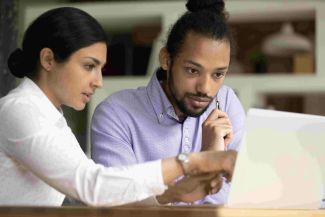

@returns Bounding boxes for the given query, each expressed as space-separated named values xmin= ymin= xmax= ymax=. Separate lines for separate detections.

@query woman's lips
xmin=187 ymin=96 xmax=210 ymax=108
xmin=82 ymin=93 xmax=91 ymax=103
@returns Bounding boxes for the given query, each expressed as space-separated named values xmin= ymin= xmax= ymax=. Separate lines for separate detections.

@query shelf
xmin=225 ymin=74 xmax=325 ymax=91
xmin=258 ymin=92 xmax=325 ymax=117
xmin=228 ymin=18 xmax=315 ymax=75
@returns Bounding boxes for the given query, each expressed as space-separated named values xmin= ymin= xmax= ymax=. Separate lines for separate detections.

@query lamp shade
xmin=262 ymin=22 xmax=313 ymax=56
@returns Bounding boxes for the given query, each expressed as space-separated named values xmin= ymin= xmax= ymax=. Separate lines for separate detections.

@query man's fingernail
xmin=212 ymin=188 xmax=219 ymax=194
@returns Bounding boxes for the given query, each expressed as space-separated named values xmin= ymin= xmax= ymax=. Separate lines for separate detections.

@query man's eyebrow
xmin=185 ymin=60 xmax=228 ymax=70
xmin=185 ymin=60 xmax=203 ymax=68
xmin=83 ymin=57 xmax=101 ymax=65
xmin=216 ymin=66 xmax=228 ymax=70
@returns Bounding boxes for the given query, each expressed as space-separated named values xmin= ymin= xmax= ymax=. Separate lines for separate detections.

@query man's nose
xmin=196 ymin=75 xmax=211 ymax=95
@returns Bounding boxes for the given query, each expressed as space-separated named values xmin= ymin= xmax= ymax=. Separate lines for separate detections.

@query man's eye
xmin=215 ymin=73 xmax=224 ymax=78
xmin=187 ymin=68 xmax=197 ymax=74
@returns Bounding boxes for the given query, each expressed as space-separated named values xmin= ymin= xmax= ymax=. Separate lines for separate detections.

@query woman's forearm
xmin=161 ymin=157 xmax=183 ymax=185
xmin=161 ymin=151 xmax=237 ymax=185
xmin=161 ymin=152 xmax=200 ymax=185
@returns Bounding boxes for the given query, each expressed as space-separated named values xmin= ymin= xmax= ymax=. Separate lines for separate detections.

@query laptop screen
xmin=227 ymin=108 xmax=325 ymax=209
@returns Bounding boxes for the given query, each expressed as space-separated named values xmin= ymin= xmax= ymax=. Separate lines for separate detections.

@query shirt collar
xmin=146 ymin=69 xmax=174 ymax=124
xmin=18 ymin=77 xmax=64 ymax=123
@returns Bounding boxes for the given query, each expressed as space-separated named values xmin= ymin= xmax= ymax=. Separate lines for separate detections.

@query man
xmin=91 ymin=0 xmax=245 ymax=205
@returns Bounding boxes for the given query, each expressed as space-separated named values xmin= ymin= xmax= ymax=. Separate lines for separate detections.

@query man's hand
xmin=201 ymin=109 xmax=233 ymax=151
xmin=205 ymin=173 xmax=223 ymax=195
xmin=156 ymin=172 xmax=222 ymax=204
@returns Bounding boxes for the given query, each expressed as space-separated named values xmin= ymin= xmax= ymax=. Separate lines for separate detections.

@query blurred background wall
xmin=1 ymin=0 xmax=325 ymax=157
xmin=0 ymin=0 xmax=18 ymax=99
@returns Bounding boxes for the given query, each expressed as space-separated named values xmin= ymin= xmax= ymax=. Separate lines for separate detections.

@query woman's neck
xmin=31 ymin=73 xmax=61 ymax=111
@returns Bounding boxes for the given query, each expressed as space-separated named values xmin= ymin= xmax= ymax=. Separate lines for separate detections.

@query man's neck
xmin=160 ymin=81 xmax=186 ymax=119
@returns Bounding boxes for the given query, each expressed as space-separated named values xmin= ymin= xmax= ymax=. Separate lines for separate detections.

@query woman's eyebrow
xmin=83 ymin=57 xmax=101 ymax=65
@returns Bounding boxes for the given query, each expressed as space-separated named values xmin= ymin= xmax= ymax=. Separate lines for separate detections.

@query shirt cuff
xmin=139 ymin=159 xmax=167 ymax=199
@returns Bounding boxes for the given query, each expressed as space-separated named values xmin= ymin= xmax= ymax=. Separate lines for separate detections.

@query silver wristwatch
xmin=177 ymin=153 xmax=191 ymax=175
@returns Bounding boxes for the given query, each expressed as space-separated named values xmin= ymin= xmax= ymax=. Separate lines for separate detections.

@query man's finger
xmin=206 ymin=174 xmax=223 ymax=195
xmin=190 ymin=172 xmax=217 ymax=183
xmin=222 ymin=152 xmax=237 ymax=183
xmin=211 ymin=181 xmax=223 ymax=194
xmin=205 ymin=108 xmax=219 ymax=122
xmin=210 ymin=174 xmax=222 ymax=187
xmin=215 ymin=110 xmax=229 ymax=119
xmin=224 ymin=136 xmax=233 ymax=147
xmin=205 ymin=109 xmax=230 ymax=122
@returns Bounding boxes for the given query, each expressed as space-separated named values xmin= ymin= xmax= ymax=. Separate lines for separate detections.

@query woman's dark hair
xmin=157 ymin=0 xmax=236 ymax=79
xmin=7 ymin=7 xmax=109 ymax=78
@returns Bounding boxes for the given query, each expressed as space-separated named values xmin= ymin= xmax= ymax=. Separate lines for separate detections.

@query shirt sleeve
xmin=225 ymin=89 xmax=246 ymax=152
xmin=91 ymin=102 xmax=138 ymax=167
xmin=0 ymin=101 xmax=166 ymax=207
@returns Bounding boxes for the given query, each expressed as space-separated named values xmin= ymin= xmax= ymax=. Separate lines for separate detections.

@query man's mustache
xmin=185 ymin=92 xmax=213 ymax=100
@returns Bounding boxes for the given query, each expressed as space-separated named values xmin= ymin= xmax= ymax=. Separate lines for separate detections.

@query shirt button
xmin=160 ymin=114 xmax=163 ymax=118
xmin=184 ymin=145 xmax=189 ymax=150
xmin=184 ymin=130 xmax=188 ymax=134
xmin=185 ymin=138 xmax=189 ymax=143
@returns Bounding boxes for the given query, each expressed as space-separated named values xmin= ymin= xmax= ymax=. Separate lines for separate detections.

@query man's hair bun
xmin=7 ymin=48 xmax=27 ymax=78
xmin=186 ymin=0 xmax=225 ymax=14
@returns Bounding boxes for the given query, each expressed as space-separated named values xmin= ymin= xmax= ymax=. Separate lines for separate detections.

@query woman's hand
xmin=161 ymin=150 xmax=237 ymax=185
xmin=156 ymin=173 xmax=216 ymax=204
xmin=189 ymin=150 xmax=237 ymax=183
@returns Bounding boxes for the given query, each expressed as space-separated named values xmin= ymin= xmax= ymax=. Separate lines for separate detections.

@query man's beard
xmin=168 ymin=68 xmax=214 ymax=118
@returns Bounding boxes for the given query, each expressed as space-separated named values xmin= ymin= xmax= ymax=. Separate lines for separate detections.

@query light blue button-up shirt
xmin=91 ymin=70 xmax=246 ymax=205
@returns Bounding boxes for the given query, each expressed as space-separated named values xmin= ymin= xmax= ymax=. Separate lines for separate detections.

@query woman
xmin=0 ymin=7 xmax=236 ymax=206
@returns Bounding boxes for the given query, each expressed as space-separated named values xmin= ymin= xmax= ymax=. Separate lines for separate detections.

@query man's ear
xmin=39 ymin=48 xmax=54 ymax=72
xmin=159 ymin=47 xmax=171 ymax=71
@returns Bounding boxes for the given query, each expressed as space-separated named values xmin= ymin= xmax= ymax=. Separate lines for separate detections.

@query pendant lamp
xmin=261 ymin=22 xmax=312 ymax=56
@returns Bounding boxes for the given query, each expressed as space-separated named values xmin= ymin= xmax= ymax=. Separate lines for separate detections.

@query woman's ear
xmin=159 ymin=47 xmax=171 ymax=71
xmin=39 ymin=48 xmax=54 ymax=72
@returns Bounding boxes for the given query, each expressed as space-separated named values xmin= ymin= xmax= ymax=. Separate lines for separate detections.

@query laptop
xmin=227 ymin=108 xmax=325 ymax=209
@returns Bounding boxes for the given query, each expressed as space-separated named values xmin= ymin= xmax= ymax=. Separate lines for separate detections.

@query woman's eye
xmin=85 ymin=65 xmax=95 ymax=70
xmin=187 ymin=68 xmax=197 ymax=74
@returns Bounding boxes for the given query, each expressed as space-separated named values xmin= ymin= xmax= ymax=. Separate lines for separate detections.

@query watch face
xmin=179 ymin=154 xmax=186 ymax=161
xmin=178 ymin=153 xmax=189 ymax=162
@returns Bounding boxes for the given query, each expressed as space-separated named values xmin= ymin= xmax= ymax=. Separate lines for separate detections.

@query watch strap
xmin=177 ymin=153 xmax=191 ymax=175
xmin=180 ymin=160 xmax=191 ymax=175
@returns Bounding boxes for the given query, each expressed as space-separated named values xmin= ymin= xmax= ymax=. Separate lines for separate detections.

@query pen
xmin=216 ymin=99 xmax=227 ymax=151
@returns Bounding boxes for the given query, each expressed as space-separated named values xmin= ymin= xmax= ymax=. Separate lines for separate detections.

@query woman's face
xmin=50 ymin=42 xmax=107 ymax=110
